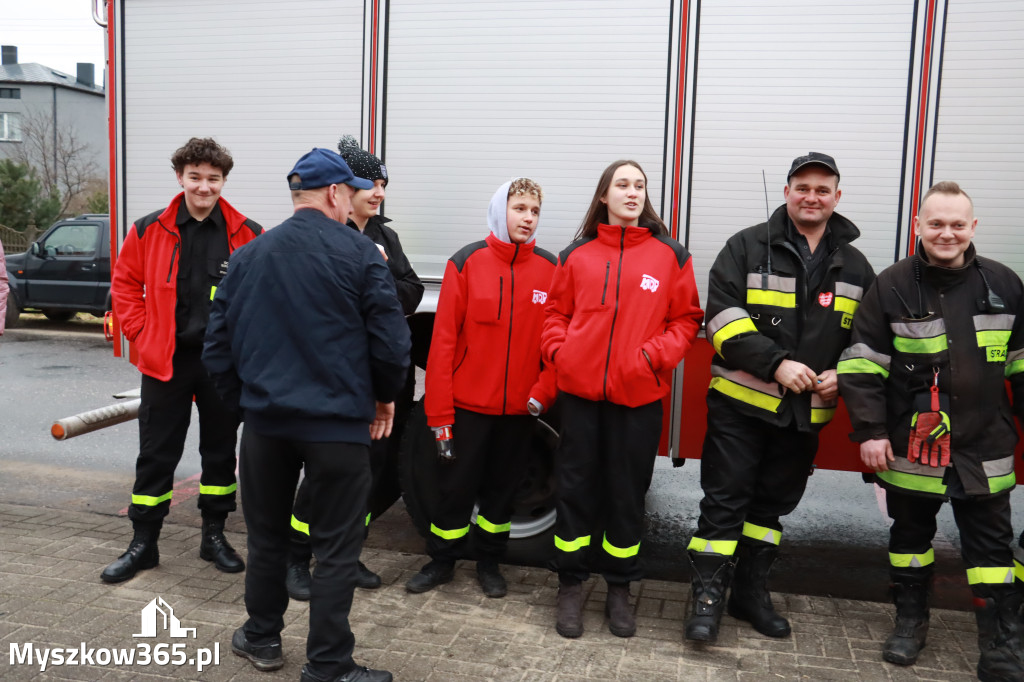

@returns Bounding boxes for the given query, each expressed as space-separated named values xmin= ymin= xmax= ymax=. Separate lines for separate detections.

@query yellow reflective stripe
xmin=893 ymin=335 xmax=948 ymax=354
xmin=687 ymin=537 xmax=737 ymax=556
xmin=747 ymin=289 xmax=796 ymax=308
xmin=199 ymin=483 xmax=237 ymax=496
xmin=712 ymin=317 xmax=758 ymax=355
xmin=1015 ymin=558 xmax=1024 ymax=583
xmin=210 ymin=286 xmax=217 ymax=301
xmin=877 ymin=469 xmax=947 ymax=495
xmin=810 ymin=407 xmax=836 ymax=424
xmin=1007 ymin=359 xmax=1024 ymax=378
xmin=837 ymin=357 xmax=890 ymax=379
xmin=889 ymin=549 xmax=935 ymax=568
xmin=132 ymin=491 xmax=172 ymax=506
xmin=709 ymin=376 xmax=782 ymax=412
xmin=365 ymin=512 xmax=371 ymax=527
xmin=475 ymin=514 xmax=511 ymax=534
xmin=555 ymin=534 xmax=591 ymax=553
xmin=967 ymin=566 xmax=1015 ymax=585
xmin=977 ymin=330 xmax=1011 ymax=348
xmin=291 ymin=515 xmax=309 ymax=536
xmin=989 ymin=472 xmax=1016 ymax=495
xmin=741 ymin=522 xmax=781 ymax=546
xmin=430 ymin=523 xmax=470 ymax=540
xmin=834 ymin=296 xmax=859 ymax=315
xmin=602 ymin=534 xmax=640 ymax=559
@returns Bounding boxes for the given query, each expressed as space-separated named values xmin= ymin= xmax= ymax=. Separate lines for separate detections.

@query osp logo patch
xmin=532 ymin=290 xmax=547 ymax=304
xmin=640 ymin=275 xmax=660 ymax=292
xmin=818 ymin=292 xmax=834 ymax=308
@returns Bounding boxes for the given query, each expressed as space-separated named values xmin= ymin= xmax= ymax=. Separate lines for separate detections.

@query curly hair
xmin=509 ymin=177 xmax=543 ymax=204
xmin=170 ymin=137 xmax=234 ymax=177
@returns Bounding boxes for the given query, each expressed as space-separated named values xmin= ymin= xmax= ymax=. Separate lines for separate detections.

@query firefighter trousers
xmin=426 ymin=408 xmax=535 ymax=563
xmin=553 ymin=392 xmax=662 ymax=584
xmin=691 ymin=394 xmax=818 ymax=553
xmin=886 ymin=487 xmax=1014 ymax=595
xmin=239 ymin=427 xmax=369 ymax=679
xmin=130 ymin=346 xmax=239 ymax=527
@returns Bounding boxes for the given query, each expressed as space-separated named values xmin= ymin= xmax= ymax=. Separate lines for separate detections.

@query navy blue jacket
xmin=203 ymin=207 xmax=411 ymax=445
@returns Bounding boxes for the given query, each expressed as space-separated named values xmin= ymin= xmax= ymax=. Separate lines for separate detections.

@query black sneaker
xmin=231 ymin=626 xmax=283 ymax=671
xmin=356 ymin=561 xmax=382 ymax=590
xmin=476 ymin=561 xmax=507 ymax=598
xmin=405 ymin=560 xmax=455 ymax=594
xmin=300 ymin=664 xmax=393 ymax=682
xmin=286 ymin=561 xmax=312 ymax=601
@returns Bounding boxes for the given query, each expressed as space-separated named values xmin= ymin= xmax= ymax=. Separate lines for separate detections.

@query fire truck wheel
xmin=399 ymin=399 xmax=559 ymax=566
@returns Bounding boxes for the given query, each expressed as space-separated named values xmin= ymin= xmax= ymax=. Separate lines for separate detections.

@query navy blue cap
xmin=788 ymin=152 xmax=840 ymax=182
xmin=287 ymin=148 xmax=374 ymax=190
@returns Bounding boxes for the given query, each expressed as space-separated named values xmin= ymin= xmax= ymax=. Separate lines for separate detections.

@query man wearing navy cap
xmin=683 ymin=153 xmax=875 ymax=643
xmin=203 ymin=148 xmax=410 ymax=682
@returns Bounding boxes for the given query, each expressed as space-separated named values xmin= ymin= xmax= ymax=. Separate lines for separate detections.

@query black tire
xmin=399 ymin=399 xmax=559 ymax=566
xmin=43 ymin=310 xmax=76 ymax=322
xmin=5 ymin=294 xmax=22 ymax=329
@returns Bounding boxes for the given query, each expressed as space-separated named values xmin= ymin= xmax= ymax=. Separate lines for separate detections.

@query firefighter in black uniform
xmin=838 ymin=181 xmax=1024 ymax=679
xmin=685 ymin=153 xmax=875 ymax=642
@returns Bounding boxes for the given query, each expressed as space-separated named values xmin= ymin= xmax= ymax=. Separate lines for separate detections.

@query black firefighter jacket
xmin=837 ymin=245 xmax=1024 ymax=498
xmin=704 ymin=205 xmax=875 ymax=432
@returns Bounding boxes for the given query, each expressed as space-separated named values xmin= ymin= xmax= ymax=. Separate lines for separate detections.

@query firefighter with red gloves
xmin=838 ymin=181 xmax=1024 ymax=679
xmin=406 ymin=178 xmax=556 ymax=598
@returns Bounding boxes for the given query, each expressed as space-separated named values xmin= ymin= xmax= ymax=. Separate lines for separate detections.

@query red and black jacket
xmin=112 ymin=193 xmax=262 ymax=381
xmin=425 ymin=233 xmax=556 ymax=428
xmin=541 ymin=223 xmax=703 ymax=407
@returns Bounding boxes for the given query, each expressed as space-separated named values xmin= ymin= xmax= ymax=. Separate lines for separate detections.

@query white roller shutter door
xmin=383 ymin=0 xmax=672 ymax=279
xmin=932 ymin=0 xmax=1024 ymax=277
xmin=121 ymin=0 xmax=364 ymax=228
xmin=686 ymin=0 xmax=916 ymax=303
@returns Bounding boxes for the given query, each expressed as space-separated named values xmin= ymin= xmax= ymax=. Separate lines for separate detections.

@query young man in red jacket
xmin=102 ymin=137 xmax=262 ymax=584
xmin=408 ymin=178 xmax=556 ymax=598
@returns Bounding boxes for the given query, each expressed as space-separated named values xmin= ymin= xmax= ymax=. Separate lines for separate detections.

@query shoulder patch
xmin=243 ymin=219 xmax=264 ymax=237
xmin=133 ymin=208 xmax=165 ymax=239
xmin=652 ymin=234 xmax=691 ymax=269
xmin=450 ymin=240 xmax=489 ymax=272
xmin=534 ymin=246 xmax=556 ymax=266
xmin=558 ymin=237 xmax=596 ymax=266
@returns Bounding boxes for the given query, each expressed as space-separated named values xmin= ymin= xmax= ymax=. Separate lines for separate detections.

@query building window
xmin=0 ymin=112 xmax=21 ymax=141
xmin=0 ymin=88 xmax=20 ymax=99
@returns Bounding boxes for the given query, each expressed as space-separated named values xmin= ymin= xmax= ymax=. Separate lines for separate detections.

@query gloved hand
xmin=527 ymin=398 xmax=543 ymax=416
xmin=907 ymin=377 xmax=951 ymax=468
xmin=433 ymin=425 xmax=455 ymax=463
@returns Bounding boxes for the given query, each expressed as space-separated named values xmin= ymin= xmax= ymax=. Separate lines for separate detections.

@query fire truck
xmin=94 ymin=0 xmax=1024 ymax=558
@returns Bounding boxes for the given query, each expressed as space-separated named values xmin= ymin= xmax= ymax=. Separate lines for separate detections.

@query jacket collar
xmin=766 ymin=204 xmax=860 ymax=249
xmin=157 ymin=192 xmax=249 ymax=236
xmin=596 ymin=223 xmax=654 ymax=248
xmin=485 ymin=231 xmax=533 ymax=263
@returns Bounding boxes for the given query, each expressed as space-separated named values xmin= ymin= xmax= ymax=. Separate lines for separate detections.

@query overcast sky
xmin=2 ymin=0 xmax=107 ymax=79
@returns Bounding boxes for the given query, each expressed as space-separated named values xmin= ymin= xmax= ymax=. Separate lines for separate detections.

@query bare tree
xmin=10 ymin=107 xmax=102 ymax=217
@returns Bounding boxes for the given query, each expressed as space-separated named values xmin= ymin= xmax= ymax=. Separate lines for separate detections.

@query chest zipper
xmin=603 ymin=231 xmax=625 ymax=399
xmin=167 ymin=241 xmax=180 ymax=283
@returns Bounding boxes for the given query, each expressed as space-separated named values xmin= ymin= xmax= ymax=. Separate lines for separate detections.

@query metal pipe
xmin=92 ymin=0 xmax=108 ymax=27
xmin=51 ymin=398 xmax=140 ymax=440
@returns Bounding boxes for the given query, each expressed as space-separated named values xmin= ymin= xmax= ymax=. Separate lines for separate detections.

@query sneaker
xmin=356 ymin=561 xmax=382 ymax=590
xmin=405 ymin=560 xmax=455 ymax=594
xmin=476 ymin=561 xmax=507 ymax=598
xmin=231 ymin=626 xmax=283 ymax=671
xmin=300 ymin=663 xmax=393 ymax=682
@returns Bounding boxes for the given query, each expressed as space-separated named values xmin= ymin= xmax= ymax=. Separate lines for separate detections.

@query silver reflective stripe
xmin=1008 ymin=348 xmax=1024 ymax=364
xmin=982 ymin=455 xmax=1016 ymax=478
xmin=890 ymin=319 xmax=946 ymax=339
xmin=973 ymin=314 xmax=1016 ymax=331
xmin=745 ymin=272 xmax=797 ymax=293
xmin=707 ymin=307 xmax=752 ymax=340
xmin=888 ymin=456 xmax=946 ymax=478
xmin=711 ymin=365 xmax=780 ymax=395
xmin=810 ymin=392 xmax=837 ymax=409
xmin=835 ymin=282 xmax=864 ymax=301
xmin=840 ymin=343 xmax=892 ymax=371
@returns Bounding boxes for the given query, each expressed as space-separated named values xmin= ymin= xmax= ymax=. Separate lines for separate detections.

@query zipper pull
xmin=930 ymin=367 xmax=940 ymax=412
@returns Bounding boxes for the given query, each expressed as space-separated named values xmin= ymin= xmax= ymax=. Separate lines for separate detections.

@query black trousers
xmin=239 ymin=427 xmax=370 ymax=679
xmin=426 ymin=408 xmax=535 ymax=563
xmin=887 ymin=487 xmax=1014 ymax=596
xmin=130 ymin=346 xmax=239 ymax=526
xmin=290 ymin=368 xmax=414 ymax=546
xmin=693 ymin=393 xmax=818 ymax=548
xmin=554 ymin=393 xmax=662 ymax=584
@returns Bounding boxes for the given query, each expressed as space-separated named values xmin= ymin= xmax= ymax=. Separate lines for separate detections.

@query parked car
xmin=4 ymin=214 xmax=111 ymax=328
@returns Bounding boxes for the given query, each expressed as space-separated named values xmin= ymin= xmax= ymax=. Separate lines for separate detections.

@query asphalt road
xmin=1 ymin=313 xmax=1019 ymax=609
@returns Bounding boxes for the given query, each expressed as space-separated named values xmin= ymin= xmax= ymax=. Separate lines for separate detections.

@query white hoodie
xmin=486 ymin=179 xmax=538 ymax=244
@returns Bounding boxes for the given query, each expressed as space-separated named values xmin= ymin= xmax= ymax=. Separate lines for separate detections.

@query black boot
xmin=555 ymin=579 xmax=584 ymax=639
xmin=685 ymin=551 xmax=735 ymax=642
xmin=976 ymin=587 xmax=1024 ymax=682
xmin=882 ymin=568 xmax=931 ymax=666
xmin=605 ymin=582 xmax=636 ymax=638
xmin=100 ymin=524 xmax=160 ymax=583
xmin=199 ymin=517 xmax=245 ymax=573
xmin=286 ymin=538 xmax=312 ymax=601
xmin=727 ymin=543 xmax=790 ymax=638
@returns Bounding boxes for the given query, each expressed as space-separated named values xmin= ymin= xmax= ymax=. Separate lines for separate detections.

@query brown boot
xmin=606 ymin=583 xmax=636 ymax=637
xmin=556 ymin=581 xmax=584 ymax=638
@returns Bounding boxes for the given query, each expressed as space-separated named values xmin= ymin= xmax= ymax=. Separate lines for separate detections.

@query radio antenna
xmin=762 ymin=169 xmax=772 ymax=283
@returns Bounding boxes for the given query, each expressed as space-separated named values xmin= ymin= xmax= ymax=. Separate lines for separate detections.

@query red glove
xmin=907 ymin=379 xmax=951 ymax=468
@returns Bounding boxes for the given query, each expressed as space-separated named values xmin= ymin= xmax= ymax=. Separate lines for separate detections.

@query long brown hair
xmin=575 ymin=160 xmax=667 ymax=240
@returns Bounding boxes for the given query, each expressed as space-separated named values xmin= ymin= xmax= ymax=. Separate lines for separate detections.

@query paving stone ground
xmin=0 ymin=502 xmax=980 ymax=681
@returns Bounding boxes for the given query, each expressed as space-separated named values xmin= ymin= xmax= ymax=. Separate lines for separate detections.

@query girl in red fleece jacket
xmin=542 ymin=160 xmax=703 ymax=639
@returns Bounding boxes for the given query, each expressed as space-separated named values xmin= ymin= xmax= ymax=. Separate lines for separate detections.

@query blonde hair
xmin=509 ymin=177 xmax=543 ymax=204
xmin=921 ymin=180 xmax=973 ymax=212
